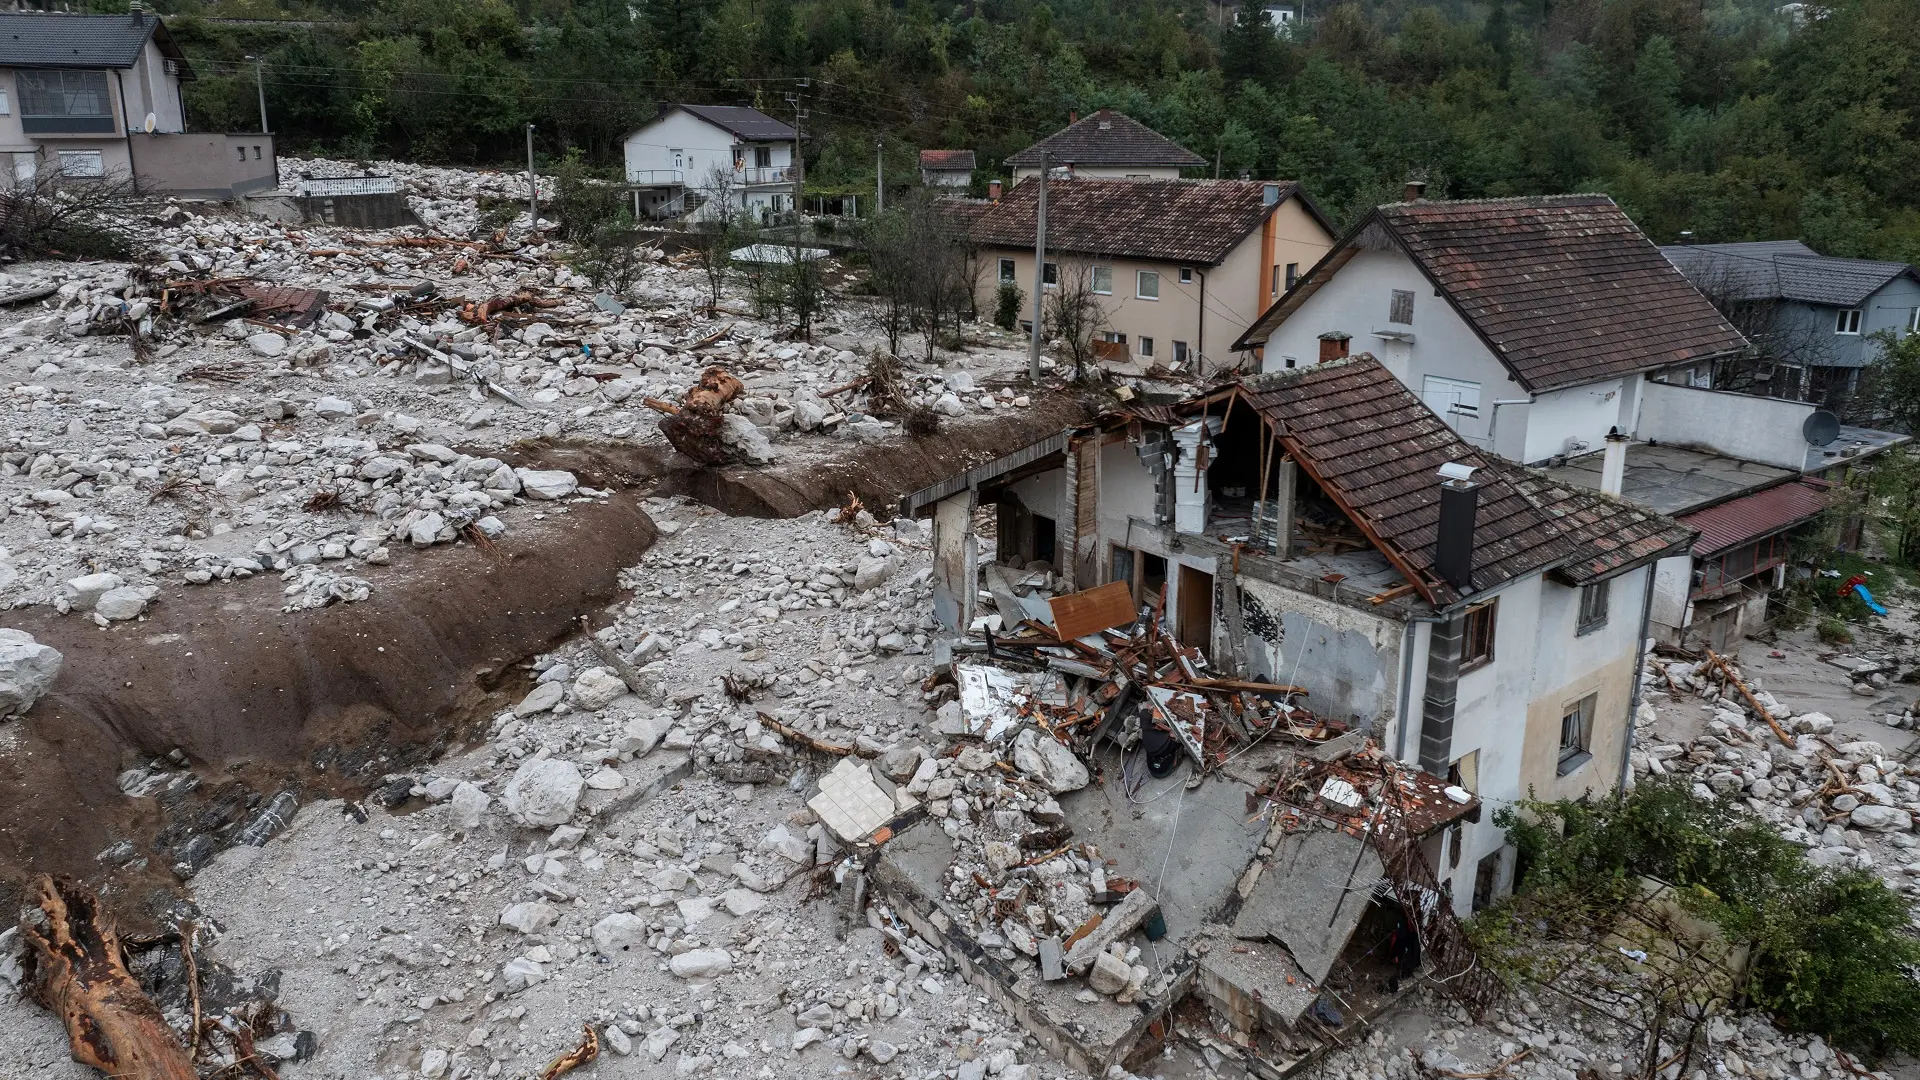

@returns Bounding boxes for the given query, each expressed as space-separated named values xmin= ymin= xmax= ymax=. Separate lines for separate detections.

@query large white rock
xmin=514 ymin=681 xmax=565 ymax=717
xmin=93 ymin=586 xmax=153 ymax=622
xmin=515 ymin=469 xmax=578 ymax=500
xmin=571 ymin=667 xmax=627 ymax=711
xmin=499 ymin=901 xmax=559 ymax=934
xmin=247 ymin=332 xmax=288 ymax=358
xmin=592 ymin=912 xmax=649 ymax=955
xmin=448 ymin=781 xmax=489 ymax=831
xmin=618 ymin=711 xmax=675 ymax=755
xmin=502 ymin=758 xmax=584 ymax=827
xmin=1013 ymin=728 xmax=1090 ymax=793
xmin=854 ymin=557 xmax=894 ymax=592
xmin=0 ymin=629 xmax=61 ymax=717
xmin=1850 ymin=804 xmax=1912 ymax=831
xmin=719 ymin=414 xmax=774 ymax=464
xmin=63 ymin=572 xmax=124 ymax=611
xmin=668 ymin=948 xmax=733 ymax=978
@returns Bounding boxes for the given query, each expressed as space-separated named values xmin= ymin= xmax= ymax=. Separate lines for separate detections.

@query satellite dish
xmin=143 ymin=112 xmax=156 ymax=133
xmin=1803 ymin=409 xmax=1841 ymax=447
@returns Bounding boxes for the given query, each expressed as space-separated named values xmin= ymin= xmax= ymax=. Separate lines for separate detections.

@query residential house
xmin=905 ymin=355 xmax=1694 ymax=915
xmin=0 ymin=8 xmax=275 ymax=199
xmin=965 ymin=177 xmax=1336 ymax=373
xmin=1004 ymin=109 xmax=1207 ymax=181
xmin=919 ymin=149 xmax=974 ymax=189
xmin=621 ymin=104 xmax=799 ymax=222
xmin=1231 ymin=192 xmax=1908 ymax=648
xmin=1660 ymin=240 xmax=1920 ymax=419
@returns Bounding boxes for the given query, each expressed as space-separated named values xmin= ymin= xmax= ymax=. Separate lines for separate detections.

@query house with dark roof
xmin=903 ymin=353 xmax=1694 ymax=916
xmin=919 ymin=149 xmax=974 ymax=189
xmin=621 ymin=104 xmax=802 ymax=222
xmin=0 ymin=8 xmax=275 ymax=198
xmin=1004 ymin=109 xmax=1207 ymax=181
xmin=1233 ymin=192 xmax=1909 ymax=649
xmin=1660 ymin=240 xmax=1920 ymax=418
xmin=964 ymin=177 xmax=1335 ymax=372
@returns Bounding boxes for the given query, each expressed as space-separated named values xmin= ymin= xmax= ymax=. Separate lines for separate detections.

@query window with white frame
xmin=1090 ymin=265 xmax=1113 ymax=295
xmin=1179 ymin=267 xmax=1194 ymax=284
xmin=0 ymin=88 xmax=11 ymax=116
xmin=998 ymin=257 xmax=1016 ymax=283
xmin=1836 ymin=308 xmax=1862 ymax=334
xmin=1172 ymin=340 xmax=1189 ymax=364
xmin=1139 ymin=336 xmax=1154 ymax=357
xmin=1042 ymin=262 xmax=1058 ymax=287
xmin=57 ymin=149 xmax=103 ymax=178
xmin=1558 ymin=692 xmax=1596 ymax=774
xmin=1136 ymin=270 xmax=1160 ymax=300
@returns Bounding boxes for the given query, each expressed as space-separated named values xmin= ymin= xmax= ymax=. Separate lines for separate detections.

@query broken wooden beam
xmin=1705 ymin=649 xmax=1795 ymax=747
xmin=18 ymin=874 xmax=198 ymax=1080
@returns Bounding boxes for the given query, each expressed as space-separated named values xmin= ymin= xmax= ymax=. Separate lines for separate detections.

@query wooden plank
xmin=1048 ymin=580 xmax=1136 ymax=642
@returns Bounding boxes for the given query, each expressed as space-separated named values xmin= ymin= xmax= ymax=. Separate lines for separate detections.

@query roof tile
xmin=1004 ymin=109 xmax=1207 ymax=169
xmin=965 ymin=177 xmax=1300 ymax=267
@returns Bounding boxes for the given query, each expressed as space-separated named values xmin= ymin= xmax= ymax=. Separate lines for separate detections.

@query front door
xmin=1176 ymin=565 xmax=1214 ymax=651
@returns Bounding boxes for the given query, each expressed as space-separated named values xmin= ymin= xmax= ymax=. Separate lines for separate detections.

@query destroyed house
xmin=904 ymin=356 xmax=1695 ymax=921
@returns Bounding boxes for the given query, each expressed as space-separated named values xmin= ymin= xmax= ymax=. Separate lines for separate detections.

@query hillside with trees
xmin=151 ymin=0 xmax=1918 ymax=253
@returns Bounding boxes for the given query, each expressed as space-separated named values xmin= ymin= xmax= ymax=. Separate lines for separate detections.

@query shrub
xmin=550 ymin=149 xmax=626 ymax=242
xmin=1497 ymin=779 xmax=1920 ymax=1060
xmin=1817 ymin=616 xmax=1853 ymax=644
xmin=0 ymin=174 xmax=133 ymax=260
xmin=994 ymin=281 xmax=1023 ymax=330
xmin=573 ymin=226 xmax=649 ymax=294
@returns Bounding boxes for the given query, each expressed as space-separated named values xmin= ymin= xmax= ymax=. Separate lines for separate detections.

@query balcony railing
xmin=626 ymin=169 xmax=684 ymax=186
xmin=739 ymin=166 xmax=792 ymax=185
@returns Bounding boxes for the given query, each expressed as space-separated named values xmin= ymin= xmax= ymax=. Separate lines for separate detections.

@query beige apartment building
xmin=966 ymin=176 xmax=1336 ymax=372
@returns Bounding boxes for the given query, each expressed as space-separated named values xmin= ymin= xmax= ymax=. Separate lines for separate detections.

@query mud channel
xmin=0 ymin=394 xmax=1091 ymax=933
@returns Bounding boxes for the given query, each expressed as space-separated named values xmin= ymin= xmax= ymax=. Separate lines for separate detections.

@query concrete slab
xmin=1545 ymin=442 xmax=1792 ymax=515
xmin=1231 ymin=827 xmax=1385 ymax=985
xmin=1196 ymin=937 xmax=1317 ymax=1034
xmin=1062 ymin=747 xmax=1268 ymax=948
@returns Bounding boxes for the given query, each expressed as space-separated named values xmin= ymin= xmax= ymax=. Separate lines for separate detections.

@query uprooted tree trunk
xmin=18 ymin=874 xmax=198 ymax=1080
xmin=647 ymin=366 xmax=745 ymax=465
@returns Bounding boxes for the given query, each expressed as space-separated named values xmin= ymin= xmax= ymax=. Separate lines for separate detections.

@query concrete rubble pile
xmin=1631 ymin=649 xmax=1920 ymax=897
xmin=0 ymin=154 xmax=1048 ymax=627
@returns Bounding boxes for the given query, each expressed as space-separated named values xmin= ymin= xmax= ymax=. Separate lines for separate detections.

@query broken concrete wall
xmin=931 ymin=491 xmax=977 ymax=634
xmin=1649 ymin=554 xmax=1693 ymax=643
xmin=1236 ymin=576 xmax=1402 ymax=732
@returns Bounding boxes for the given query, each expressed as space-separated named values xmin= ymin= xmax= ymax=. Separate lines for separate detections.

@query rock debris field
xmin=0 ymin=155 xmax=1916 ymax=1080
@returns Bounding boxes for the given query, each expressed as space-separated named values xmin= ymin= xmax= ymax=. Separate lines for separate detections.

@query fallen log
xmin=657 ymin=366 xmax=745 ymax=466
xmin=18 ymin=874 xmax=198 ymax=1080
xmin=1705 ymin=649 xmax=1795 ymax=747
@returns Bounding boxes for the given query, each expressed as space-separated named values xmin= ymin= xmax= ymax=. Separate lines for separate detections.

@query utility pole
xmin=784 ymin=81 xmax=808 ymax=218
xmin=1028 ymin=152 xmax=1048 ymax=383
xmin=875 ymin=139 xmax=884 ymax=214
xmin=245 ymin=55 xmax=268 ymax=133
xmin=525 ymin=124 xmax=537 ymax=229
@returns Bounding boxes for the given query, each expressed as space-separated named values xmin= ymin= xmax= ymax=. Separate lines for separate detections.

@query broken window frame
xmin=1389 ymin=288 xmax=1415 ymax=324
xmin=1558 ymin=691 xmax=1596 ymax=775
xmin=1576 ymin=579 xmax=1609 ymax=635
xmin=1461 ymin=598 xmax=1496 ymax=671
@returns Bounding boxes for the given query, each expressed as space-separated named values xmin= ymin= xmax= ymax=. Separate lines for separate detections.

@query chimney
xmin=1600 ymin=428 xmax=1629 ymax=496
xmin=1069 ymin=110 xmax=1078 ymax=124
xmin=988 ymin=179 xmax=1002 ymax=201
xmin=1403 ymin=179 xmax=1427 ymax=202
xmin=1434 ymin=462 xmax=1479 ymax=591
xmin=1065 ymin=161 xmax=1076 ymax=179
xmin=1262 ymin=182 xmax=1280 ymax=206
xmin=129 ymin=0 xmax=144 ymax=22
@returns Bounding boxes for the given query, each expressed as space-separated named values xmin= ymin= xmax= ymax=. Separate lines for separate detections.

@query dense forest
xmin=134 ymin=0 xmax=1919 ymax=254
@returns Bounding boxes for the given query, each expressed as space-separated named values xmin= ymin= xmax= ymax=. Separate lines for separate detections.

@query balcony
xmin=626 ymin=169 xmax=684 ymax=186
xmin=739 ymin=166 xmax=792 ymax=186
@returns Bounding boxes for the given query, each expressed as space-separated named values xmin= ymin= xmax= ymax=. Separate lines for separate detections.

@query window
xmin=1558 ymin=692 xmax=1596 ymax=774
xmin=1390 ymin=289 xmax=1415 ymax=324
xmin=1136 ymin=270 xmax=1160 ymax=300
xmin=57 ymin=150 xmax=103 ymax=178
xmin=1836 ymin=307 xmax=1862 ymax=335
xmin=1285 ymin=262 xmax=1299 ymax=290
xmin=17 ymin=70 xmax=113 ymax=133
xmin=0 ymin=88 xmax=10 ymax=116
xmin=1910 ymin=307 xmax=1920 ymax=334
xmin=1172 ymin=340 xmax=1189 ymax=364
xmin=1090 ymin=265 xmax=1113 ymax=295
xmin=671 ymin=148 xmax=684 ymax=169
xmin=1179 ymin=267 xmax=1194 ymax=284
xmin=754 ymin=145 xmax=771 ymax=169
xmin=1576 ymin=580 xmax=1609 ymax=634
xmin=1099 ymin=331 xmax=1128 ymax=344
xmin=1139 ymin=336 xmax=1154 ymax=357
xmin=253 ymin=145 xmax=263 ymax=160
xmin=998 ymin=257 xmax=1016 ymax=284
xmin=1420 ymin=375 xmax=1480 ymax=426
xmin=1043 ymin=262 xmax=1058 ymax=288
xmin=235 ymin=146 xmax=247 ymax=162
xmin=1271 ymin=264 xmax=1282 ymax=296
xmin=1462 ymin=599 xmax=1496 ymax=670
xmin=1472 ymin=851 xmax=1502 ymax=912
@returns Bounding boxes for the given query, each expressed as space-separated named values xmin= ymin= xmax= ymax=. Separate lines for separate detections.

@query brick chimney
xmin=1403 ymin=179 xmax=1427 ymax=202
xmin=988 ymin=179 xmax=1002 ymax=201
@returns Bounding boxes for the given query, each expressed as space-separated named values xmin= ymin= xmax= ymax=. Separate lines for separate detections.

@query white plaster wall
xmin=1236 ymin=577 xmax=1402 ymax=730
xmin=1256 ymin=247 xmax=1519 ymax=452
xmin=1636 ymin=380 xmax=1816 ymax=469
xmin=1443 ymin=575 xmax=1542 ymax=909
xmin=1527 ymin=568 xmax=1647 ymax=697
xmin=1006 ymin=468 xmax=1067 ymax=521
xmin=625 ymin=110 xmax=732 ymax=183
xmin=1523 ymin=378 xmax=1629 ymax=463
xmin=1650 ymin=555 xmax=1693 ymax=638
xmin=1096 ymin=438 xmax=1161 ymax=543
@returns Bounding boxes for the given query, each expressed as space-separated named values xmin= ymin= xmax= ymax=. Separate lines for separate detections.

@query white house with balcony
xmin=0 ymin=7 xmax=275 ymax=199
xmin=621 ymin=104 xmax=799 ymax=223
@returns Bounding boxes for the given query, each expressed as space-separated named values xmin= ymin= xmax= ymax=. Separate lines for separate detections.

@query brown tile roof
xmin=920 ymin=149 xmax=976 ymax=170
xmin=1236 ymin=356 xmax=1689 ymax=605
xmin=964 ymin=178 xmax=1314 ymax=266
xmin=1005 ymin=109 xmax=1208 ymax=169
xmin=1237 ymin=195 xmax=1749 ymax=392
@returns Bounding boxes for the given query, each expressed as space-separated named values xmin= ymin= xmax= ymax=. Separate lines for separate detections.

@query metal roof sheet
xmin=1678 ymin=478 xmax=1832 ymax=555
xmin=1662 ymin=241 xmax=1918 ymax=308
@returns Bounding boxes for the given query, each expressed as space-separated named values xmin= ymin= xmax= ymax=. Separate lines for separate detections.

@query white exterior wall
xmin=1097 ymin=438 xmax=1161 ymax=541
xmin=1649 ymin=555 xmax=1693 ymax=641
xmin=1636 ymin=380 xmax=1817 ymax=469
xmin=1523 ymin=378 xmax=1633 ymax=463
xmin=623 ymin=110 xmax=795 ymax=219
